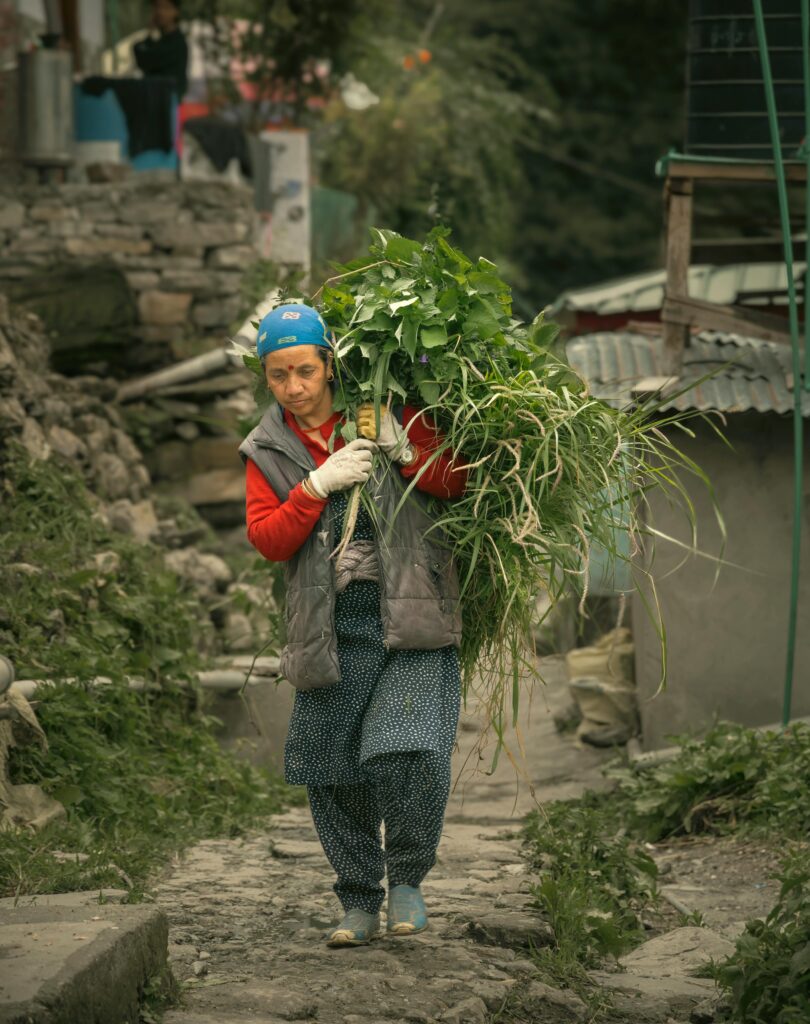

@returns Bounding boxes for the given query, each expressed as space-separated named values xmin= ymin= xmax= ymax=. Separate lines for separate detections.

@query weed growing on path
xmin=610 ymin=722 xmax=810 ymax=841
xmin=709 ymin=851 xmax=810 ymax=1024
xmin=523 ymin=792 xmax=658 ymax=972
xmin=521 ymin=722 xmax=810 ymax=1016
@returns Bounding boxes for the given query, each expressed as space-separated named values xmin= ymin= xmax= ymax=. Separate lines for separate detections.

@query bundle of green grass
xmin=240 ymin=228 xmax=707 ymax=729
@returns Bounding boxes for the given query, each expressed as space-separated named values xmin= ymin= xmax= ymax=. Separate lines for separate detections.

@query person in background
xmin=240 ymin=304 xmax=466 ymax=948
xmin=133 ymin=0 xmax=188 ymax=97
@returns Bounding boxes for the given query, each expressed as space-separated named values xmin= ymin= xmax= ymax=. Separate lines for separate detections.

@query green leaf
xmin=421 ymin=324 xmax=447 ymax=349
xmin=367 ymin=310 xmax=396 ymax=332
xmin=529 ymin=315 xmax=563 ymax=352
xmin=385 ymin=236 xmax=423 ymax=263
xmin=352 ymin=303 xmax=376 ymax=324
xmin=418 ymin=379 xmax=440 ymax=406
xmin=437 ymin=289 xmax=459 ymax=315
xmin=390 ymin=296 xmax=418 ymax=314
xmin=390 ymin=278 xmax=416 ymax=293
xmin=468 ymin=271 xmax=508 ymax=296
xmin=51 ymin=783 xmax=83 ymax=806
xmin=386 ymin=373 xmax=408 ymax=401
xmin=402 ymin=318 xmax=419 ymax=359
xmin=438 ymin=236 xmax=472 ymax=270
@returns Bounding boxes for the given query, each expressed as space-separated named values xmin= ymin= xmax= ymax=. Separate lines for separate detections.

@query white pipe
xmin=631 ymin=714 xmax=810 ymax=769
xmin=10 ymin=666 xmax=281 ymax=701
xmin=231 ymin=289 xmax=280 ymax=346
xmin=217 ymin=655 xmax=280 ymax=676
xmin=116 ymin=349 xmax=243 ymax=403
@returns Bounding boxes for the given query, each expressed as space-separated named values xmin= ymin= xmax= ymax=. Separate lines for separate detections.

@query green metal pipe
xmin=655 ymin=148 xmax=805 ymax=178
xmin=803 ymin=0 xmax=810 ymax=392
xmin=752 ymin=0 xmax=804 ymax=727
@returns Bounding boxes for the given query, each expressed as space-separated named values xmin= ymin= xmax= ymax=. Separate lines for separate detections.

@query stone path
xmin=155 ymin=657 xmax=601 ymax=1023
xmin=153 ymin=657 xmax=767 ymax=1024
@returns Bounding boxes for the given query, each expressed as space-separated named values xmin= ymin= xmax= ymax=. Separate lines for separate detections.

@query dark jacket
xmin=239 ymin=405 xmax=462 ymax=691
xmin=134 ymin=28 xmax=188 ymax=97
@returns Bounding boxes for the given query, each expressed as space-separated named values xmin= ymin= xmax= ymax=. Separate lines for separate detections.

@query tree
xmin=314 ymin=0 xmax=547 ymax=297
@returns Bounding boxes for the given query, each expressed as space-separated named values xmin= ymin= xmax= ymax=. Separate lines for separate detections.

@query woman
xmin=240 ymin=303 xmax=466 ymax=947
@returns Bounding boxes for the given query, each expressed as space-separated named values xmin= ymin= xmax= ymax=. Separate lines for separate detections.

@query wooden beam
xmin=665 ymin=160 xmax=807 ymax=184
xmin=692 ymin=236 xmax=807 ymax=264
xmin=662 ymin=293 xmax=794 ymax=347
xmin=662 ymin=177 xmax=693 ymax=373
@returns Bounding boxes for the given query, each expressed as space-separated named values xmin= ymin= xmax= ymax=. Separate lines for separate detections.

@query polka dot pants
xmin=308 ymin=750 xmax=451 ymax=915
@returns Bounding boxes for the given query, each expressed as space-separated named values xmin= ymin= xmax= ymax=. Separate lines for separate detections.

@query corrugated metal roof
xmin=566 ymin=330 xmax=810 ymax=418
xmin=549 ymin=262 xmax=807 ymax=317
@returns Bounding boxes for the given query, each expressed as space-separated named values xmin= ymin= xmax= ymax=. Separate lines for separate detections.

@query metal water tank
xmin=686 ymin=0 xmax=805 ymax=160
xmin=18 ymin=48 xmax=74 ymax=167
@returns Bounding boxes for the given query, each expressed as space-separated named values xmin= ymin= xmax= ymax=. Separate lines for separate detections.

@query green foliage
xmin=0 ymin=449 xmax=297 ymax=898
xmin=522 ymin=723 xmax=810 ymax=1001
xmin=320 ymin=226 xmax=543 ymax=416
xmin=138 ymin=965 xmax=179 ymax=1024
xmin=609 ymin=722 xmax=810 ymax=842
xmin=0 ymin=446 xmax=209 ymax=684
xmin=312 ymin=229 xmax=711 ymax=720
xmin=314 ymin=0 xmax=689 ymax=308
xmin=1 ymin=679 xmax=295 ymax=898
xmin=524 ymin=794 xmax=658 ymax=970
xmin=710 ymin=852 xmax=810 ymax=1024
xmin=318 ymin=38 xmax=537 ymax=276
xmin=236 ymin=229 xmax=714 ymax=748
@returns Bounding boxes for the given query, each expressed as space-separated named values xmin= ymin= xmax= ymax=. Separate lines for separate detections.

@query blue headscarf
xmin=256 ymin=304 xmax=333 ymax=359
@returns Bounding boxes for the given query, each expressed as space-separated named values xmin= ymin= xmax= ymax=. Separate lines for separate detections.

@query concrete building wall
xmin=0 ymin=0 xmax=18 ymax=169
xmin=634 ymin=413 xmax=810 ymax=749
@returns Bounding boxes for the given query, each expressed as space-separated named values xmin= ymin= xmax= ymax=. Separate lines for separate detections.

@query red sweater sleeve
xmin=400 ymin=406 xmax=467 ymax=500
xmin=245 ymin=458 xmax=326 ymax=562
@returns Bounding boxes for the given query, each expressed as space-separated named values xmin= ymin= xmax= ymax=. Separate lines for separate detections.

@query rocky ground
xmin=151 ymin=660 xmax=780 ymax=1024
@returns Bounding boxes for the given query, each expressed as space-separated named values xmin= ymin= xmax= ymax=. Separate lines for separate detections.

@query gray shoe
xmin=326 ymin=908 xmax=381 ymax=947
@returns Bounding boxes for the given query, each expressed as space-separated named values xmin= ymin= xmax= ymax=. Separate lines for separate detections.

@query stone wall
xmin=0 ymin=292 xmax=270 ymax=660
xmin=0 ymin=177 xmax=259 ymax=373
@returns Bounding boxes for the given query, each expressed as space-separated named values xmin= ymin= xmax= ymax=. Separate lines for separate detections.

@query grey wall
xmin=634 ymin=413 xmax=810 ymax=749
xmin=207 ymin=681 xmax=296 ymax=774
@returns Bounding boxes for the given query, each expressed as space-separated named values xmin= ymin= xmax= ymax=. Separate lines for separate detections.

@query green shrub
xmin=710 ymin=852 xmax=810 ymax=1024
xmin=0 ymin=446 xmax=209 ymax=684
xmin=523 ymin=793 xmax=658 ymax=968
xmin=609 ymin=723 xmax=810 ymax=841
xmin=0 ymin=448 xmax=296 ymax=898
xmin=522 ymin=722 xmax=810 ymax=998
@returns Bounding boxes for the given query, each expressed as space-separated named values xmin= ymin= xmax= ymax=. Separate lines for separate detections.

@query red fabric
xmin=246 ymin=406 xmax=467 ymax=562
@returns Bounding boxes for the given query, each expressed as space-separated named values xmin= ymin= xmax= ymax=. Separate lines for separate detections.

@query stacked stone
xmin=125 ymin=367 xmax=251 ymax=527
xmin=0 ymin=177 xmax=257 ymax=365
xmin=0 ymin=292 xmax=153 ymax=513
xmin=0 ymin=295 xmax=261 ymax=655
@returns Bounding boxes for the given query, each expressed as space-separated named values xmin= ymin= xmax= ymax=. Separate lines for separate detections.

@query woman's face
xmin=264 ymin=345 xmax=333 ymax=422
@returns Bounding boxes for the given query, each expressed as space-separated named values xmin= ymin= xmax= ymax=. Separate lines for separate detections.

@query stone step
xmin=0 ymin=902 xmax=167 ymax=1024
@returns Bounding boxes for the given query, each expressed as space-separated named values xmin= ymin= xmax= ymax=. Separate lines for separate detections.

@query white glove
xmin=356 ymin=404 xmax=413 ymax=462
xmin=308 ymin=438 xmax=377 ymax=498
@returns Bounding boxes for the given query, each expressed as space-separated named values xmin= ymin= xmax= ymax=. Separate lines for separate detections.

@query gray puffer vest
xmin=239 ymin=404 xmax=462 ymax=691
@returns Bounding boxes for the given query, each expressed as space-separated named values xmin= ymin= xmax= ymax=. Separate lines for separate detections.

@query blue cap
xmin=256 ymin=304 xmax=333 ymax=358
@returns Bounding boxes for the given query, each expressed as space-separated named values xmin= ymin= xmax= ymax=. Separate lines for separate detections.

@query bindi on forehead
xmin=288 ymin=364 xmax=295 ymax=371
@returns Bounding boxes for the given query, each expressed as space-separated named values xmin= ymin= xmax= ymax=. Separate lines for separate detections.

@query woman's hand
xmin=307 ymin=439 xmax=377 ymax=498
xmin=357 ymin=404 xmax=414 ymax=463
